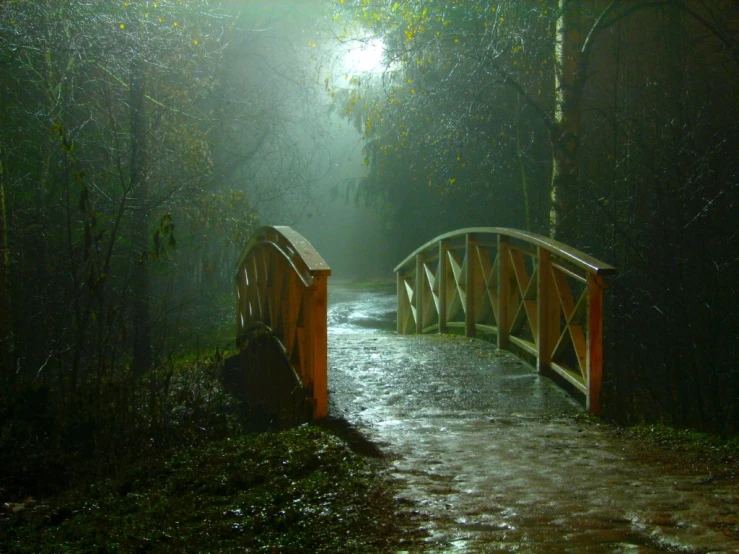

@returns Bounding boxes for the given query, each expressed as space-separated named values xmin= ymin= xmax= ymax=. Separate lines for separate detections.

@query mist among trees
xmin=0 ymin=0 xmax=737 ymax=500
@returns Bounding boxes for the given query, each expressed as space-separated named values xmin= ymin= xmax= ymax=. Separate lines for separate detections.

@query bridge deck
xmin=327 ymin=282 xmax=739 ymax=553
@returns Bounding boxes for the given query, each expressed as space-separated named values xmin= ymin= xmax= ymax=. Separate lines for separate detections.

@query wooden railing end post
xmin=586 ymin=273 xmax=605 ymax=415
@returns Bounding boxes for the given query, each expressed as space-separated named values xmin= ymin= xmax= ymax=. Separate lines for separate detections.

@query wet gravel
xmin=327 ymin=282 xmax=739 ymax=553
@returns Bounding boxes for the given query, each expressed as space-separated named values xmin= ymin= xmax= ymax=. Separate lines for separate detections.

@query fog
xmin=213 ymin=1 xmax=396 ymax=280
xmin=1 ymin=0 xmax=737 ymax=453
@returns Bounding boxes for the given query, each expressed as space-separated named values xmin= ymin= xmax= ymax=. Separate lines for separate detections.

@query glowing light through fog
xmin=342 ymin=37 xmax=386 ymax=74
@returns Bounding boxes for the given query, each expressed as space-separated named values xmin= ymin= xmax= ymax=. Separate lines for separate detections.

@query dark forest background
xmin=0 ymin=0 xmax=737 ymax=485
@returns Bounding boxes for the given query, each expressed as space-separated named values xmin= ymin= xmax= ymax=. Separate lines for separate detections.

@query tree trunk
xmin=130 ymin=53 xmax=151 ymax=377
xmin=550 ymin=0 xmax=585 ymax=242
xmin=0 ymin=141 xmax=14 ymax=382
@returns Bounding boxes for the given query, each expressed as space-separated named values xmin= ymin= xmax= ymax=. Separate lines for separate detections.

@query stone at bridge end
xmin=222 ymin=333 xmax=313 ymax=433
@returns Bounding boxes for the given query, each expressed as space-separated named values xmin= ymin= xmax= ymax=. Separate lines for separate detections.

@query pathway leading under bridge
xmin=326 ymin=281 xmax=739 ymax=553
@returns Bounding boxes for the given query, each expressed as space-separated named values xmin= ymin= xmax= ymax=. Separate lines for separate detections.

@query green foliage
xmin=0 ymin=427 xmax=422 ymax=553
xmin=328 ymin=0 xmax=557 ymax=242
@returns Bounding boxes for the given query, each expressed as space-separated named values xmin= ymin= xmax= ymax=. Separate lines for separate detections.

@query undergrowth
xmin=1 ymin=426 xmax=423 ymax=553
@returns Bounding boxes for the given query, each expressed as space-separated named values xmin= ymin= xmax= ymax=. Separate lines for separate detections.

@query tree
xmin=331 ymin=0 xmax=737 ymax=242
xmin=0 ymin=0 xmax=242 ymax=451
xmin=329 ymin=0 xmax=739 ymax=433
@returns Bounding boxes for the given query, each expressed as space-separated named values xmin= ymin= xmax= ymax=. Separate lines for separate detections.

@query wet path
xmin=327 ymin=282 xmax=739 ymax=553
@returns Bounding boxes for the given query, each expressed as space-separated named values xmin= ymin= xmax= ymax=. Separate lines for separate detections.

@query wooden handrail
xmin=235 ymin=226 xmax=331 ymax=418
xmin=395 ymin=227 xmax=615 ymax=414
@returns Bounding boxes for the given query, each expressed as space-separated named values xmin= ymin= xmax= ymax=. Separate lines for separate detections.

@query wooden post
xmin=586 ymin=273 xmax=604 ymax=415
xmin=497 ymin=235 xmax=511 ymax=348
xmin=465 ymin=234 xmax=476 ymax=337
xmin=396 ymin=271 xmax=404 ymax=334
xmin=415 ymin=254 xmax=424 ymax=334
xmin=438 ymin=240 xmax=448 ymax=334
xmin=536 ymin=248 xmax=560 ymax=374
xmin=307 ymin=272 xmax=329 ymax=418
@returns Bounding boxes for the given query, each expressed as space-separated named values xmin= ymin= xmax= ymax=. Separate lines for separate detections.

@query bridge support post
xmin=396 ymin=271 xmax=405 ymax=334
xmin=586 ymin=274 xmax=605 ymax=415
xmin=465 ymin=234 xmax=477 ymax=338
xmin=415 ymin=254 xmax=424 ymax=334
xmin=303 ymin=273 xmax=329 ymax=418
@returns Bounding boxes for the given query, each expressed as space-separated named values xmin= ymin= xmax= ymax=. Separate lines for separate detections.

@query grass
xmin=621 ymin=423 xmax=739 ymax=455
xmin=0 ymin=426 xmax=424 ymax=553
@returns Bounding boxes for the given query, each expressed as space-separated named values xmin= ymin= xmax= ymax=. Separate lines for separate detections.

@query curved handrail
xmin=235 ymin=226 xmax=331 ymax=418
xmin=395 ymin=227 xmax=616 ymax=276
xmin=394 ymin=227 xmax=615 ymax=414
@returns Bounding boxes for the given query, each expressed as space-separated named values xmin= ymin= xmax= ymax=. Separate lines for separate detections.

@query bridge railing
xmin=235 ymin=226 xmax=331 ymax=418
xmin=394 ymin=227 xmax=616 ymax=414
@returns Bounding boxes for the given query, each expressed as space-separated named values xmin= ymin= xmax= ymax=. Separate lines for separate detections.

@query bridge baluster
xmin=438 ymin=240 xmax=448 ymax=334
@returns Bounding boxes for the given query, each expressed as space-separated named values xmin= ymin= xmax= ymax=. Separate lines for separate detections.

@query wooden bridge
xmin=230 ymin=228 xmax=739 ymax=553
xmin=232 ymin=225 xmax=615 ymax=419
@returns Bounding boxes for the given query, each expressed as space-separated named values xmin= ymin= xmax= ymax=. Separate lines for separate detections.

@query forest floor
xmin=327 ymin=281 xmax=739 ymax=553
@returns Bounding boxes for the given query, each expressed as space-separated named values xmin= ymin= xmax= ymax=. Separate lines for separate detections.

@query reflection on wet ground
xmin=327 ymin=282 xmax=739 ymax=553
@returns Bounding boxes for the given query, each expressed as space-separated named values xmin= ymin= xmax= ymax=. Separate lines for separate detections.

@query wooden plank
xmin=396 ymin=271 xmax=405 ymax=334
xmin=550 ymin=361 xmax=587 ymax=394
xmin=423 ymin=261 xmax=437 ymax=329
xmin=537 ymin=248 xmax=560 ymax=374
xmin=552 ymin=267 xmax=576 ymax=319
xmin=510 ymin=251 xmax=538 ymax=338
xmin=497 ymin=235 xmax=512 ymax=349
xmin=473 ymin=245 xmax=490 ymax=327
xmin=438 ymin=241 xmax=448 ymax=333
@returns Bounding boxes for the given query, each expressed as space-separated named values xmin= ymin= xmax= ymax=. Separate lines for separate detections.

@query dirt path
xmin=327 ymin=282 xmax=739 ymax=553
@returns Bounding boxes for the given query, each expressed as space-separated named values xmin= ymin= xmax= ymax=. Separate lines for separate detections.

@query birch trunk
xmin=550 ymin=0 xmax=585 ymax=242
